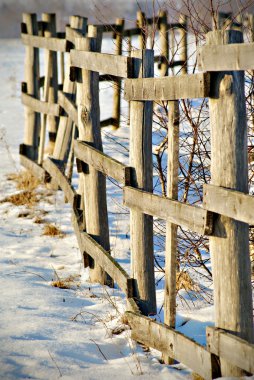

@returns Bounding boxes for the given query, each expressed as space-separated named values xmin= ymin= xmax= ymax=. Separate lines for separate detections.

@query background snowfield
xmin=0 ymin=38 xmax=251 ymax=380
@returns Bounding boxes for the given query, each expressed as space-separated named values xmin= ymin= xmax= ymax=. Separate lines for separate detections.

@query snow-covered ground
xmin=0 ymin=39 xmax=251 ymax=380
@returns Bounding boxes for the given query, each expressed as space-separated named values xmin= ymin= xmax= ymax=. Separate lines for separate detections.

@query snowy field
xmin=0 ymin=39 xmax=252 ymax=380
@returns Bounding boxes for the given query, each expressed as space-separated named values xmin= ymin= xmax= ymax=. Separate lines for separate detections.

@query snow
xmin=0 ymin=39 xmax=252 ymax=380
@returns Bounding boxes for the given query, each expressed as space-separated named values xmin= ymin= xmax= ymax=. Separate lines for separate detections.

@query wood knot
xmin=220 ymin=74 xmax=233 ymax=96
xmin=81 ymin=107 xmax=89 ymax=125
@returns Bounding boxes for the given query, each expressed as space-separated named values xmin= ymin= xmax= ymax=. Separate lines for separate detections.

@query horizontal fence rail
xmin=198 ymin=42 xmax=254 ymax=71
xmin=124 ymin=72 xmax=211 ymax=101
xmin=19 ymin=11 xmax=254 ymax=379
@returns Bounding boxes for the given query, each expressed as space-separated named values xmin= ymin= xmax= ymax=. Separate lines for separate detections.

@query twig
xmin=48 ymin=349 xmax=62 ymax=377
xmin=90 ymin=339 xmax=108 ymax=361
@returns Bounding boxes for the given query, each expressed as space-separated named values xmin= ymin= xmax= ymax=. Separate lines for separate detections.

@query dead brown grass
xmin=51 ymin=271 xmax=81 ymax=289
xmin=7 ymin=170 xmax=41 ymax=191
xmin=43 ymin=223 xmax=65 ymax=238
xmin=0 ymin=190 xmax=38 ymax=206
xmin=176 ymin=271 xmax=199 ymax=292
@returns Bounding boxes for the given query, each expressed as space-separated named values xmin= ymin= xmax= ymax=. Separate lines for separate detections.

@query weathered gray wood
xmin=72 ymin=211 xmax=133 ymax=296
xmin=164 ymin=100 xmax=179 ymax=362
xmin=125 ymin=311 xmax=219 ymax=380
xmin=43 ymin=157 xmax=76 ymax=205
xmin=22 ymin=13 xmax=40 ymax=160
xmin=124 ymin=72 xmax=210 ymax=101
xmin=203 ymin=184 xmax=254 ymax=225
xmin=42 ymin=13 xmax=59 ymax=156
xmin=19 ymin=153 xmax=46 ymax=182
xmin=21 ymin=92 xmax=60 ymax=116
xmin=74 ymin=140 xmax=131 ymax=185
xmin=179 ymin=14 xmax=187 ymax=74
xmin=206 ymin=327 xmax=254 ymax=374
xmin=198 ymin=42 xmax=254 ymax=71
xmin=76 ymin=33 xmax=111 ymax=285
xmin=57 ymin=90 xmax=78 ymax=125
xmin=208 ymin=30 xmax=253 ymax=377
xmin=65 ymin=26 xmax=84 ymax=44
xmin=21 ymin=33 xmax=67 ymax=52
xmin=129 ymin=49 xmax=156 ymax=315
xmin=159 ymin=10 xmax=169 ymax=76
xmin=112 ymin=18 xmax=124 ymax=129
xmin=124 ymin=186 xmax=213 ymax=235
xmin=53 ymin=16 xmax=87 ymax=162
xmin=70 ymin=50 xmax=132 ymax=78
xmin=137 ymin=11 xmax=146 ymax=49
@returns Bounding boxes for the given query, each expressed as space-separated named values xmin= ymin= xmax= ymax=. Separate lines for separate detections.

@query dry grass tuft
xmin=1 ymin=190 xmax=37 ymax=206
xmin=7 ymin=170 xmax=41 ymax=191
xmin=51 ymin=271 xmax=81 ymax=289
xmin=176 ymin=271 xmax=199 ymax=292
xmin=43 ymin=223 xmax=65 ymax=238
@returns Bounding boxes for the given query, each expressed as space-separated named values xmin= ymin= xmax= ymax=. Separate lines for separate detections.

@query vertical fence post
xmin=41 ymin=13 xmax=58 ymax=156
xmin=129 ymin=49 xmax=156 ymax=315
xmin=137 ymin=11 xmax=146 ymax=49
xmin=112 ymin=18 xmax=124 ymax=129
xmin=208 ymin=30 xmax=254 ymax=376
xmin=159 ymin=10 xmax=169 ymax=77
xmin=22 ymin=13 xmax=40 ymax=161
xmin=163 ymin=102 xmax=179 ymax=364
xmin=53 ymin=16 xmax=87 ymax=162
xmin=179 ymin=14 xmax=187 ymax=74
xmin=76 ymin=34 xmax=111 ymax=286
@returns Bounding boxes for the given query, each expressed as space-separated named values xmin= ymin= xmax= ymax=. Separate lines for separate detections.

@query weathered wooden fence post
xmin=159 ymin=10 xmax=169 ymax=77
xmin=208 ymin=29 xmax=254 ymax=376
xmin=179 ymin=14 xmax=187 ymax=74
xmin=41 ymin=13 xmax=58 ymax=156
xmin=53 ymin=16 xmax=87 ymax=162
xmin=75 ymin=32 xmax=111 ymax=286
xmin=22 ymin=13 xmax=40 ymax=160
xmin=137 ymin=11 xmax=146 ymax=49
xmin=112 ymin=18 xmax=124 ymax=129
xmin=129 ymin=49 xmax=156 ymax=315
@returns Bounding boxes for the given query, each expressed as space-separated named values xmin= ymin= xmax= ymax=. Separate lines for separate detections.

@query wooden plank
xmin=19 ymin=154 xmax=45 ymax=182
xmin=76 ymin=33 xmax=110 ymax=285
xmin=208 ymin=30 xmax=253 ymax=377
xmin=206 ymin=327 xmax=254 ymax=374
xmin=112 ymin=18 xmax=124 ymax=129
xmin=100 ymin=117 xmax=118 ymax=128
xmin=203 ymin=184 xmax=254 ymax=225
xmin=124 ymin=72 xmax=210 ymax=101
xmin=21 ymin=92 xmax=60 ymax=116
xmin=72 ymin=211 xmax=134 ymax=297
xmin=22 ymin=13 xmax=40 ymax=161
xmin=57 ymin=90 xmax=78 ymax=125
xmin=74 ymin=140 xmax=131 ymax=185
xmin=65 ymin=26 xmax=84 ymax=44
xmin=42 ymin=157 xmax=76 ymax=205
xmin=123 ymin=186 xmax=213 ymax=235
xmin=198 ymin=41 xmax=254 ymax=71
xmin=21 ymin=33 xmax=67 ymax=52
xmin=125 ymin=311 xmax=218 ymax=380
xmin=178 ymin=14 xmax=188 ymax=74
xmin=129 ymin=49 xmax=156 ymax=315
xmin=123 ymin=27 xmax=141 ymax=37
xmin=70 ymin=50 xmax=132 ymax=78
xmin=53 ymin=16 xmax=87 ymax=162
xmin=41 ymin=13 xmax=59 ymax=157
xmin=164 ymin=100 xmax=180 ymax=364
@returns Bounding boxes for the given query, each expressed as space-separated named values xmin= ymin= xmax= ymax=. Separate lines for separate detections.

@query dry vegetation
xmin=43 ymin=223 xmax=65 ymax=238
xmin=51 ymin=270 xmax=81 ymax=289
xmin=0 ymin=190 xmax=38 ymax=207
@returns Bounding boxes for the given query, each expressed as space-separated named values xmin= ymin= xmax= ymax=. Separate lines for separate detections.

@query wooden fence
xmin=19 ymin=11 xmax=254 ymax=379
